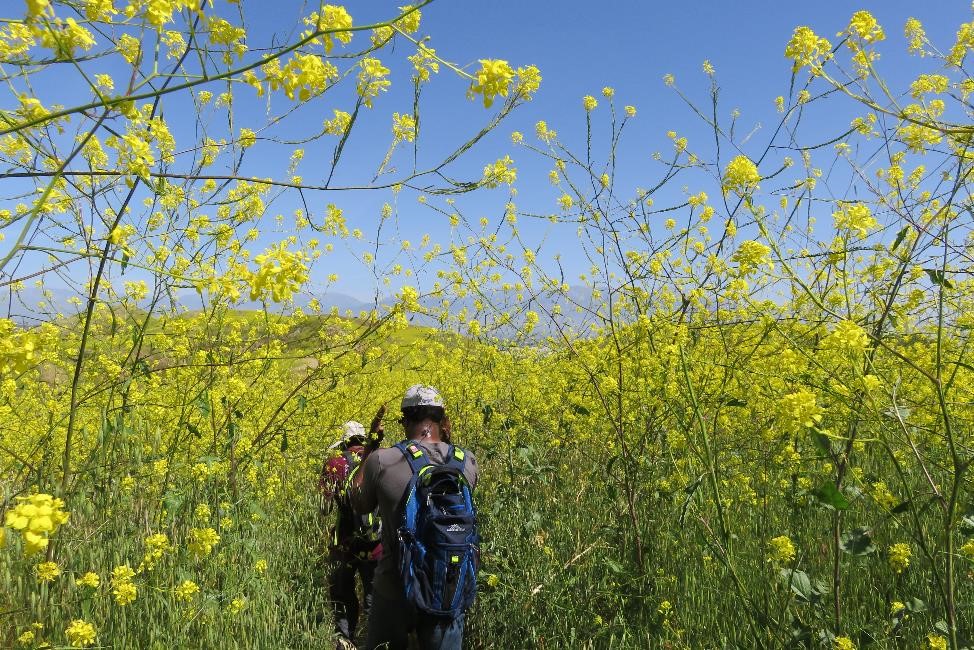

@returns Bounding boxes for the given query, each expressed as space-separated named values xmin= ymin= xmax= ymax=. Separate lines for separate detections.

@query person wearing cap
xmin=350 ymin=385 xmax=478 ymax=650
xmin=319 ymin=421 xmax=382 ymax=649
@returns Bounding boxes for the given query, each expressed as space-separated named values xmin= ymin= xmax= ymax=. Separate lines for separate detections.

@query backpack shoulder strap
xmin=336 ymin=449 xmax=362 ymax=499
xmin=446 ymin=445 xmax=467 ymax=472
xmin=395 ymin=440 xmax=432 ymax=476
xmin=444 ymin=445 xmax=471 ymax=488
xmin=395 ymin=441 xmax=434 ymax=531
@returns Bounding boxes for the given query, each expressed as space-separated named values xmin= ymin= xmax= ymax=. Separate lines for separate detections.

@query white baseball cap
xmin=401 ymin=384 xmax=444 ymax=409
xmin=329 ymin=420 xmax=366 ymax=448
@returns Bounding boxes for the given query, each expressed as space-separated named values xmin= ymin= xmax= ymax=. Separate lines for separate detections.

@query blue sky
xmin=294 ymin=0 xmax=969 ymax=300
xmin=242 ymin=0 xmax=971 ymax=296
xmin=3 ymin=0 xmax=970 ymax=314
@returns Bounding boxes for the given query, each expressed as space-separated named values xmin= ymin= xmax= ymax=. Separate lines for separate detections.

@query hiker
xmin=350 ymin=385 xmax=479 ymax=650
xmin=319 ymin=420 xmax=383 ymax=649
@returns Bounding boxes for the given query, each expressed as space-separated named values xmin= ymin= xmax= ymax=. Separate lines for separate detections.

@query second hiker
xmin=319 ymin=420 xmax=382 ymax=649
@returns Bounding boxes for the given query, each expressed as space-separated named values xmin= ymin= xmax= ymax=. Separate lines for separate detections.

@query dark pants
xmin=363 ymin=590 xmax=464 ymax=650
xmin=330 ymin=554 xmax=376 ymax=641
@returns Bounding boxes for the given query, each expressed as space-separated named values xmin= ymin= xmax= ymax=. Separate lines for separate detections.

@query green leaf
xmin=904 ymin=597 xmax=927 ymax=613
xmin=679 ymin=475 xmax=704 ymax=526
xmin=789 ymin=618 xmax=812 ymax=642
xmin=924 ymin=268 xmax=954 ymax=289
xmin=570 ymin=403 xmax=590 ymax=416
xmin=891 ymin=499 xmax=912 ymax=514
xmin=297 ymin=395 xmax=307 ymax=411
xmin=196 ymin=394 xmax=211 ymax=417
xmin=811 ymin=430 xmax=834 ymax=455
xmin=813 ymin=579 xmax=828 ymax=597
xmin=604 ymin=557 xmax=625 ymax=574
xmin=780 ymin=568 xmax=812 ymax=602
xmin=722 ymin=396 xmax=748 ymax=407
xmin=812 ymin=483 xmax=850 ymax=510
xmin=161 ymin=491 xmax=184 ymax=517
xmin=960 ymin=514 xmax=974 ymax=536
xmin=882 ymin=405 xmax=910 ymax=421
xmin=683 ymin=475 xmax=704 ymax=494
xmin=839 ymin=527 xmax=876 ymax=556
xmin=890 ymin=225 xmax=910 ymax=252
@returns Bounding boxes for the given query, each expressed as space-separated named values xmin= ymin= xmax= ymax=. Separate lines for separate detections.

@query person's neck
xmin=406 ymin=421 xmax=441 ymax=443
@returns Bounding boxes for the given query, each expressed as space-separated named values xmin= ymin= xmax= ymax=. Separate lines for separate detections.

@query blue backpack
xmin=395 ymin=441 xmax=479 ymax=618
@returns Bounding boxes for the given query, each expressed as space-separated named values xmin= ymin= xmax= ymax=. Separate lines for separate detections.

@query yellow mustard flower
xmin=65 ymin=619 xmax=96 ymax=648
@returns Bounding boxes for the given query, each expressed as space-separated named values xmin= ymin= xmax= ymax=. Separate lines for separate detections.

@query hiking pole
xmin=365 ymin=403 xmax=386 ymax=454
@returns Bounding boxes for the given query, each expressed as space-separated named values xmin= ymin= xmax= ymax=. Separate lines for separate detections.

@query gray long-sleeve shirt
xmin=350 ymin=440 xmax=479 ymax=598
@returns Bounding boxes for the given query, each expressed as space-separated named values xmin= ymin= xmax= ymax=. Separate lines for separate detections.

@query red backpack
xmin=319 ymin=447 xmax=381 ymax=553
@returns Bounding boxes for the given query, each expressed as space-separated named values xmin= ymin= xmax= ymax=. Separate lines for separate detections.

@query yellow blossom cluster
xmin=357 ymin=58 xmax=392 ymax=108
xmin=0 ymin=319 xmax=39 ymax=375
xmin=392 ymin=112 xmax=417 ymax=143
xmin=778 ymin=389 xmax=823 ymax=431
xmin=888 ymin=542 xmax=912 ymax=574
xmin=174 ymin=579 xmax=200 ymax=602
xmin=139 ymin=533 xmax=172 ymax=571
xmin=832 ymin=203 xmax=877 ymax=238
xmin=188 ymin=527 xmax=220 ymax=557
xmin=468 ymin=59 xmax=515 ymax=108
xmin=324 ymin=109 xmax=352 ymax=136
xmin=247 ymin=243 xmax=310 ymax=303
xmin=303 ymin=5 xmax=353 ymax=54
xmin=834 ymin=637 xmax=856 ymax=650
xmin=76 ymin=572 xmax=100 ymax=588
xmin=847 ymin=10 xmax=884 ymax=43
xmin=264 ymin=53 xmax=340 ymax=102
xmin=35 ymin=561 xmax=61 ymax=582
xmin=4 ymin=493 xmax=70 ymax=555
xmin=111 ymin=565 xmax=138 ymax=606
xmin=767 ymin=535 xmax=796 ymax=564
xmin=824 ymin=320 xmax=870 ymax=355
xmin=731 ymin=240 xmax=772 ymax=276
xmin=927 ymin=635 xmax=948 ymax=650
xmin=64 ymin=619 xmax=96 ymax=648
xmin=722 ymin=155 xmax=760 ymax=195
xmin=785 ymin=26 xmax=831 ymax=72
xmin=482 ymin=156 xmax=517 ymax=188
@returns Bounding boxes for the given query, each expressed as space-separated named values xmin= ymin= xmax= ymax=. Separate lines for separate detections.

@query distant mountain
xmin=1 ymin=285 xmax=79 ymax=325
xmin=4 ymin=281 xmax=605 ymax=339
xmin=405 ymin=284 xmax=601 ymax=338
xmin=171 ymin=288 xmax=378 ymax=315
